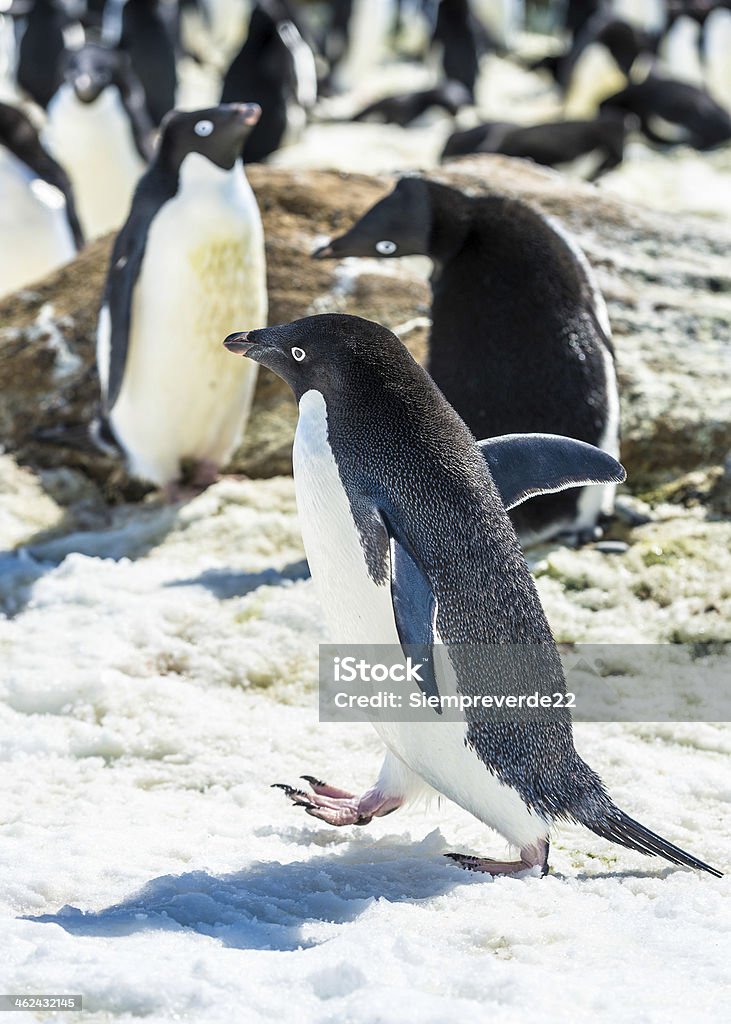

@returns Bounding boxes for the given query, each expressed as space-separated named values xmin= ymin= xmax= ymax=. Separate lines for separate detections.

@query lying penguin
xmin=44 ymin=43 xmax=153 ymax=239
xmin=601 ymin=71 xmax=731 ymax=149
xmin=313 ymin=177 xmax=620 ymax=547
xmin=0 ymin=100 xmax=83 ymax=301
xmin=440 ymin=111 xmax=627 ymax=180
xmin=224 ymin=313 xmax=721 ymax=879
xmin=350 ymin=81 xmax=473 ymax=128
xmin=97 ymin=103 xmax=268 ymax=491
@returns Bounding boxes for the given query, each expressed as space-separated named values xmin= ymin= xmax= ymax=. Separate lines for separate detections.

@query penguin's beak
xmin=223 ymin=331 xmax=255 ymax=355
xmin=232 ymin=103 xmax=261 ymax=127
xmin=312 ymin=243 xmax=335 ymax=259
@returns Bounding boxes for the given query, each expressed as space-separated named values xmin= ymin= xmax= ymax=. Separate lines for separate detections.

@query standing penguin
xmin=313 ymin=178 xmax=620 ymax=546
xmin=224 ymin=313 xmax=721 ymax=879
xmin=44 ymin=43 xmax=153 ymax=239
xmin=221 ymin=0 xmax=316 ymax=163
xmin=98 ymin=103 xmax=267 ymax=490
xmin=431 ymin=0 xmax=482 ymax=100
xmin=0 ymin=100 xmax=83 ymax=299
xmin=15 ymin=0 xmax=73 ymax=108
xmin=119 ymin=0 xmax=178 ymax=126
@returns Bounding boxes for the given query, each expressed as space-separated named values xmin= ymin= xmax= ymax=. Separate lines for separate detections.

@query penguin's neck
xmin=177 ymin=152 xmax=245 ymax=195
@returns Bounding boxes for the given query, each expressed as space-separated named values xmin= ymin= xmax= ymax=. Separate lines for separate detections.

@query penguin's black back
xmin=432 ymin=0 xmax=480 ymax=99
xmin=120 ymin=0 xmax=177 ymax=126
xmin=220 ymin=5 xmax=292 ymax=163
xmin=422 ymin=185 xmax=614 ymax=538
xmin=16 ymin=0 xmax=67 ymax=108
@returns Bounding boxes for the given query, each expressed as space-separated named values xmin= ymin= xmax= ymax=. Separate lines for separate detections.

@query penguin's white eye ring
xmin=291 ymin=346 xmax=306 ymax=362
xmin=376 ymin=239 xmax=397 ymax=255
xmin=194 ymin=119 xmax=214 ymax=137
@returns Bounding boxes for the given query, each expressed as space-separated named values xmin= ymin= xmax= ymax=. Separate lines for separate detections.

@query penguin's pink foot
xmin=272 ymin=776 xmax=403 ymax=827
xmin=446 ymin=840 xmax=549 ymax=877
xmin=189 ymin=459 xmax=220 ymax=490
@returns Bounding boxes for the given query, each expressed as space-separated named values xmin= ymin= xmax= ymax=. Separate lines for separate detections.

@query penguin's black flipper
xmin=102 ymin=174 xmax=175 ymax=411
xmin=382 ymin=513 xmax=441 ymax=709
xmin=586 ymin=807 xmax=722 ymax=877
xmin=478 ymin=433 xmax=626 ymax=511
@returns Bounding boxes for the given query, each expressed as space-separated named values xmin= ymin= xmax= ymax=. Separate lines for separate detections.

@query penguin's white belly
xmin=613 ymin=0 xmax=665 ymax=33
xmin=293 ymin=389 xmax=548 ymax=848
xmin=44 ymin=85 xmax=146 ymax=239
xmin=705 ymin=10 xmax=731 ymax=110
xmin=565 ymin=46 xmax=627 ymax=118
xmin=0 ymin=149 xmax=75 ymax=300
xmin=108 ymin=157 xmax=267 ymax=487
xmin=659 ymin=17 xmax=704 ymax=86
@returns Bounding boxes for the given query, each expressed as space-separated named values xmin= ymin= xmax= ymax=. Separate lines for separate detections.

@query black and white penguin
xmin=441 ymin=111 xmax=627 ymax=180
xmin=601 ymin=71 xmax=731 ymax=149
xmin=350 ymin=80 xmax=472 ymax=127
xmin=97 ymin=103 xmax=267 ymax=489
xmin=119 ymin=0 xmax=178 ymax=126
xmin=561 ymin=15 xmax=657 ymax=116
xmin=0 ymin=99 xmax=83 ymax=299
xmin=313 ymin=178 xmax=620 ymax=546
xmin=704 ymin=4 xmax=731 ymax=110
xmin=220 ymin=0 xmax=317 ymax=163
xmin=431 ymin=0 xmax=482 ymax=100
xmin=223 ymin=312 xmax=721 ymax=879
xmin=15 ymin=0 xmax=77 ymax=109
xmin=44 ymin=43 xmax=153 ymax=239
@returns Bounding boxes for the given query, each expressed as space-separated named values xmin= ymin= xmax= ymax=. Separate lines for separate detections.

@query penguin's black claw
xmin=300 ymin=774 xmax=327 ymax=788
xmin=444 ymin=847 xmax=549 ymax=876
xmin=271 ymin=783 xmax=312 ymax=802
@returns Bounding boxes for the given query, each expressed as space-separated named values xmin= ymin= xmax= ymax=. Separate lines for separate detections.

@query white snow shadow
xmin=26 ymin=835 xmax=473 ymax=951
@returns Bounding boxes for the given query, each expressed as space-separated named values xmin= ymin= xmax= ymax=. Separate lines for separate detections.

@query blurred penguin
xmin=441 ymin=110 xmax=627 ymax=180
xmin=44 ymin=43 xmax=153 ymax=238
xmin=179 ymin=0 xmax=250 ymax=68
xmin=325 ymin=0 xmax=395 ymax=92
xmin=221 ymin=0 xmax=316 ymax=162
xmin=97 ymin=104 xmax=267 ymax=491
xmin=118 ymin=0 xmax=177 ymax=125
xmin=0 ymin=100 xmax=83 ymax=299
xmin=704 ymin=5 xmax=731 ymax=110
xmin=471 ymin=0 xmax=523 ymax=49
xmin=563 ymin=15 xmax=656 ymax=117
xmin=16 ymin=0 xmax=83 ymax=108
xmin=612 ymin=0 xmax=666 ymax=34
xmin=601 ymin=71 xmax=731 ymax=149
xmin=659 ymin=12 xmax=704 ymax=85
xmin=431 ymin=0 xmax=482 ymax=100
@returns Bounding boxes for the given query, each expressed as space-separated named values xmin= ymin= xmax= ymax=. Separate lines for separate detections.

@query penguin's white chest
xmin=292 ymin=390 xmax=548 ymax=848
xmin=0 ymin=149 xmax=75 ymax=300
xmin=44 ymin=85 xmax=146 ymax=239
xmin=293 ymin=390 xmax=398 ymax=645
xmin=107 ymin=155 xmax=267 ymax=487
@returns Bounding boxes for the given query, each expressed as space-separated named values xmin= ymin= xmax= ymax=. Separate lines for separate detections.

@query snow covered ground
xmin=1 ymin=472 xmax=728 ymax=1024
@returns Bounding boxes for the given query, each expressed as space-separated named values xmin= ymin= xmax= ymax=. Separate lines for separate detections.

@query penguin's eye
xmin=194 ymin=119 xmax=214 ymax=137
xmin=291 ymin=346 xmax=306 ymax=362
xmin=376 ymin=240 xmax=397 ymax=255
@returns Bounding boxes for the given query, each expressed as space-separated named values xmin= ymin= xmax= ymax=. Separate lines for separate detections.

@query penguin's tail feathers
xmin=585 ymin=806 xmax=722 ymax=877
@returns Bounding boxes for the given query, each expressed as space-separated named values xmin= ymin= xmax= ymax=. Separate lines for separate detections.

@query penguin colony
xmin=1 ymin=1 xmax=726 ymax=879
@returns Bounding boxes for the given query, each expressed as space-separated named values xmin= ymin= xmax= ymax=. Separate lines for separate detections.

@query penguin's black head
xmin=62 ymin=44 xmax=130 ymax=104
xmin=313 ymin=178 xmax=432 ymax=260
xmin=158 ymin=103 xmax=262 ymax=172
xmin=224 ymin=313 xmax=406 ymax=401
